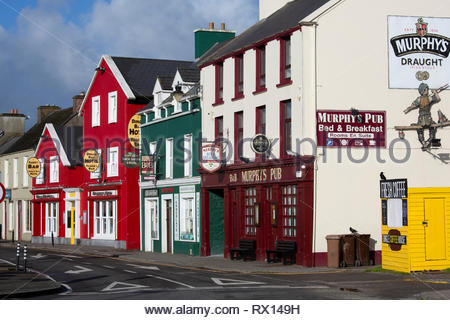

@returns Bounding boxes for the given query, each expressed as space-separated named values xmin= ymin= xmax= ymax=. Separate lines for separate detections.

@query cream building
xmin=198 ymin=0 xmax=450 ymax=267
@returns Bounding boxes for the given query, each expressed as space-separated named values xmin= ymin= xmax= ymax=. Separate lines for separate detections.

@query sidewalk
xmin=0 ymin=241 xmax=372 ymax=274
xmin=0 ymin=261 xmax=61 ymax=298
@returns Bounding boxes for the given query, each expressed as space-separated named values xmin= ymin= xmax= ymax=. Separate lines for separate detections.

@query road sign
xmin=0 ymin=183 xmax=5 ymax=203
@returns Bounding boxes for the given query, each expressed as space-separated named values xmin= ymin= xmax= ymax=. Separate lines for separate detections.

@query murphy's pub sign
xmin=388 ymin=16 xmax=450 ymax=89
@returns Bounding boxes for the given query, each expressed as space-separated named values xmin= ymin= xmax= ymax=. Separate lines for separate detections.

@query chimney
xmin=194 ymin=22 xmax=235 ymax=59
xmin=0 ymin=109 xmax=26 ymax=143
xmin=72 ymin=91 xmax=85 ymax=114
xmin=37 ymin=105 xmax=61 ymax=123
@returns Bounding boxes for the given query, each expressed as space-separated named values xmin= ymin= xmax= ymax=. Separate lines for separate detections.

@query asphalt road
xmin=1 ymin=246 xmax=449 ymax=300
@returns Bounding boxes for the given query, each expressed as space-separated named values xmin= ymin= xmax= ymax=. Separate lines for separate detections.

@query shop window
xmin=92 ymin=96 xmax=100 ymax=127
xmin=214 ymin=62 xmax=224 ymax=105
xmin=9 ymin=202 xmax=14 ymax=231
xmin=180 ymin=196 xmax=194 ymax=240
xmin=46 ymin=202 xmax=58 ymax=235
xmin=255 ymin=45 xmax=266 ymax=93
xmin=108 ymin=91 xmax=117 ymax=124
xmin=150 ymin=200 xmax=159 ymax=239
xmin=49 ymin=156 xmax=59 ymax=183
xmin=234 ymin=111 xmax=244 ymax=162
xmin=280 ymin=100 xmax=292 ymax=157
xmin=244 ymin=187 xmax=257 ymax=236
xmin=25 ymin=200 xmax=32 ymax=232
xmin=93 ymin=200 xmax=116 ymax=239
xmin=281 ymin=185 xmax=297 ymax=238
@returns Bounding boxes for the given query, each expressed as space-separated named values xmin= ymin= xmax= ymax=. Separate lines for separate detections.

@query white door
xmin=144 ymin=199 xmax=158 ymax=252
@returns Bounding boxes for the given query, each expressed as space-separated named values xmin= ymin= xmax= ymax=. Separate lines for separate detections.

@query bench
xmin=266 ymin=240 xmax=297 ymax=265
xmin=230 ymin=240 xmax=256 ymax=261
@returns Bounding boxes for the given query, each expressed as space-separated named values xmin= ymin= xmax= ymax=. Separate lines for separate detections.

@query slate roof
xmin=158 ymin=76 xmax=174 ymax=91
xmin=55 ymin=125 xmax=84 ymax=166
xmin=178 ymin=68 xmax=200 ymax=83
xmin=110 ymin=57 xmax=195 ymax=98
xmin=2 ymin=107 xmax=75 ymax=155
xmin=197 ymin=0 xmax=331 ymax=66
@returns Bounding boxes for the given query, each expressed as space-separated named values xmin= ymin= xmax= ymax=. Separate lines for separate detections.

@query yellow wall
xmin=382 ymin=188 xmax=450 ymax=273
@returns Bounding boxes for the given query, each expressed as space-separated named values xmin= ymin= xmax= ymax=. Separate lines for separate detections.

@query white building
xmin=198 ymin=0 xmax=450 ymax=267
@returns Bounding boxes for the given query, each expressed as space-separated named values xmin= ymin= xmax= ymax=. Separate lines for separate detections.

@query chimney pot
xmin=10 ymin=108 xmax=13 ymax=113
xmin=221 ymin=23 xmax=225 ymax=30
xmin=209 ymin=22 xmax=214 ymax=29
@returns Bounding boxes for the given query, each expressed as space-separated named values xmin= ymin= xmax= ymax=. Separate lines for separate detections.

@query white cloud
xmin=0 ymin=0 xmax=258 ymax=125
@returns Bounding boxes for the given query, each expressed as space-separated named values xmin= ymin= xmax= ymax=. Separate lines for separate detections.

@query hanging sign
xmin=122 ymin=151 xmax=140 ymax=168
xmin=201 ymin=143 xmax=222 ymax=173
xmin=26 ymin=157 xmax=42 ymax=178
xmin=380 ymin=179 xmax=408 ymax=199
xmin=0 ymin=183 xmax=5 ymax=203
xmin=388 ymin=16 xmax=450 ymax=89
xmin=128 ymin=115 xmax=141 ymax=149
xmin=316 ymin=110 xmax=386 ymax=147
xmin=83 ymin=149 xmax=100 ymax=172
xmin=141 ymin=155 xmax=155 ymax=175
xmin=251 ymin=134 xmax=271 ymax=154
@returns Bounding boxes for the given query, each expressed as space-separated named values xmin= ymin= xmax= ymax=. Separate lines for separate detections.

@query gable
xmin=34 ymin=124 xmax=71 ymax=167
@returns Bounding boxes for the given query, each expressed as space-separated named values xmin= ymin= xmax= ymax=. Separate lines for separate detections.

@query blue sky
xmin=0 ymin=0 xmax=258 ymax=128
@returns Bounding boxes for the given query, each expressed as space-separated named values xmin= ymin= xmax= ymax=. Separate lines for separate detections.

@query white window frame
xmin=107 ymin=147 xmax=119 ymax=177
xmin=108 ymin=91 xmax=118 ymax=123
xmin=90 ymin=149 xmax=102 ymax=180
xmin=13 ymin=158 xmax=18 ymax=188
xmin=180 ymin=193 xmax=195 ymax=242
xmin=165 ymin=138 xmax=173 ymax=179
xmin=184 ymin=134 xmax=192 ymax=177
xmin=93 ymin=200 xmax=116 ymax=239
xmin=23 ymin=157 xmax=29 ymax=187
xmin=23 ymin=200 xmax=32 ymax=232
xmin=36 ymin=158 xmax=44 ymax=185
xmin=45 ymin=202 xmax=58 ymax=236
xmin=49 ymin=156 xmax=59 ymax=183
xmin=4 ymin=160 xmax=9 ymax=188
xmin=92 ymin=96 xmax=100 ymax=127
xmin=8 ymin=201 xmax=14 ymax=231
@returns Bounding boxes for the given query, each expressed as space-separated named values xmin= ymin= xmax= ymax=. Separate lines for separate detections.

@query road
xmin=1 ymin=246 xmax=449 ymax=300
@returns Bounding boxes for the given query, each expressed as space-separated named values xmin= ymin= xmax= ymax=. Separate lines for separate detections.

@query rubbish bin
xmin=325 ymin=235 xmax=342 ymax=268
xmin=342 ymin=234 xmax=355 ymax=267
xmin=355 ymin=234 xmax=370 ymax=266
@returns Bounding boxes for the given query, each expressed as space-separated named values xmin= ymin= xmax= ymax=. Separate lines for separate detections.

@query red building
xmin=78 ymin=55 xmax=194 ymax=249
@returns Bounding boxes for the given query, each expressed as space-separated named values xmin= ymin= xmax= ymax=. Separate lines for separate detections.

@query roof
xmin=197 ymin=0 xmax=331 ymax=66
xmin=157 ymin=76 xmax=175 ymax=91
xmin=55 ymin=125 xmax=84 ymax=166
xmin=2 ymin=107 xmax=75 ymax=155
xmin=178 ymin=68 xmax=200 ymax=83
xmin=110 ymin=56 xmax=195 ymax=98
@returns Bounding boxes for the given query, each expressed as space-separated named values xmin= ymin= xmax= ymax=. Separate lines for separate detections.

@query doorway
xmin=209 ymin=190 xmax=224 ymax=255
xmin=424 ymin=198 xmax=446 ymax=261
xmin=161 ymin=195 xmax=173 ymax=253
xmin=144 ymin=198 xmax=158 ymax=252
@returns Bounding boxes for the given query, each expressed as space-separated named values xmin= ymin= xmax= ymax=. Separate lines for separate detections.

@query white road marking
xmin=65 ymin=265 xmax=93 ymax=274
xmin=102 ymin=265 xmax=115 ymax=269
xmin=31 ymin=253 xmax=47 ymax=259
xmin=123 ymin=269 xmax=137 ymax=274
xmin=57 ymin=254 xmax=82 ymax=259
xmin=127 ymin=263 xmax=160 ymax=270
xmin=211 ymin=277 xmax=265 ymax=286
xmin=101 ymin=281 xmax=148 ymax=292
xmin=147 ymin=274 xmax=194 ymax=288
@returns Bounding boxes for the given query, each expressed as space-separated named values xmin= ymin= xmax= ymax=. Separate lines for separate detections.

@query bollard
xmin=16 ymin=242 xmax=21 ymax=271
xmin=51 ymin=232 xmax=54 ymax=247
xmin=12 ymin=230 xmax=14 ymax=243
xmin=23 ymin=244 xmax=27 ymax=272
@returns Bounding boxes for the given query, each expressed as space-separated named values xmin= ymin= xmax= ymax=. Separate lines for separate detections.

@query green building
xmin=139 ymin=68 xmax=202 ymax=255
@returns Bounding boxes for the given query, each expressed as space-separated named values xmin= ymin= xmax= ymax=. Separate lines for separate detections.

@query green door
xmin=209 ymin=190 xmax=224 ymax=255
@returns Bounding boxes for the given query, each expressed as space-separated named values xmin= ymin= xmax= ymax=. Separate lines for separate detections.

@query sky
xmin=0 ymin=0 xmax=259 ymax=128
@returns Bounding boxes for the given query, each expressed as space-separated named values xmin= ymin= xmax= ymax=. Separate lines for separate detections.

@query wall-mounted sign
xmin=380 ymin=179 xmax=408 ymax=199
xmin=83 ymin=149 xmax=100 ymax=172
xmin=128 ymin=115 xmax=141 ymax=149
xmin=91 ymin=190 xmax=117 ymax=197
xmin=201 ymin=143 xmax=222 ymax=173
xmin=141 ymin=155 xmax=155 ymax=175
xmin=26 ymin=157 xmax=41 ymax=178
xmin=251 ymin=134 xmax=271 ymax=154
xmin=0 ymin=183 xmax=5 ymax=203
xmin=316 ymin=110 xmax=386 ymax=147
xmin=35 ymin=193 xmax=59 ymax=199
xmin=383 ymin=229 xmax=407 ymax=251
xmin=122 ymin=151 xmax=140 ymax=168
xmin=144 ymin=189 xmax=158 ymax=198
xmin=388 ymin=16 xmax=450 ymax=89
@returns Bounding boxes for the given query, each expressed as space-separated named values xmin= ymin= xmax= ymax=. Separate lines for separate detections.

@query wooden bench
xmin=266 ymin=240 xmax=297 ymax=265
xmin=230 ymin=240 xmax=256 ymax=261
